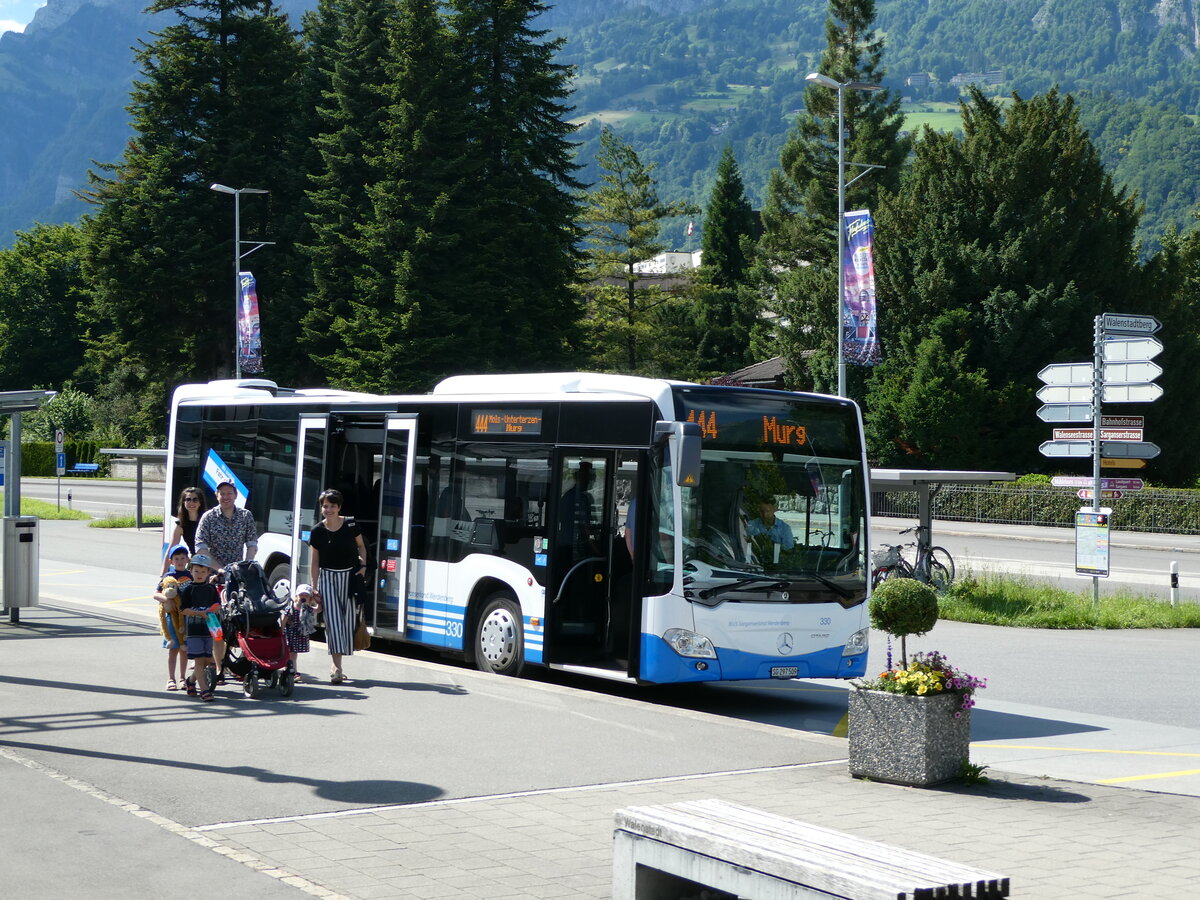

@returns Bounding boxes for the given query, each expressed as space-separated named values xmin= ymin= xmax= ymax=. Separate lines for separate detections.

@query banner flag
xmin=237 ymin=270 xmax=264 ymax=375
xmin=841 ymin=209 xmax=880 ymax=366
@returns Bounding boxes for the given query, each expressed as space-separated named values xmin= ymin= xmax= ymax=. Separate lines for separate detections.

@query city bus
xmin=163 ymin=373 xmax=871 ymax=684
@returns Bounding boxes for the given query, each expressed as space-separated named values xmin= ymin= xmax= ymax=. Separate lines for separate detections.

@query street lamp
xmin=805 ymin=72 xmax=883 ymax=398
xmin=209 ymin=183 xmax=273 ymax=379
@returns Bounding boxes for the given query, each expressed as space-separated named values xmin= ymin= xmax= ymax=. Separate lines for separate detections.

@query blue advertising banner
xmin=841 ymin=209 xmax=880 ymax=366
xmin=237 ymin=270 xmax=264 ymax=375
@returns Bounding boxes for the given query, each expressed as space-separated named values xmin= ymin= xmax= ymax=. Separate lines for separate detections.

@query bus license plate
xmin=770 ymin=666 xmax=798 ymax=679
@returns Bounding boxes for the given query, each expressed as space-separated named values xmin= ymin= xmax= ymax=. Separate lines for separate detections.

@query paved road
xmin=20 ymin=517 xmax=1200 ymax=797
xmin=4 ymin=519 xmax=1200 ymax=898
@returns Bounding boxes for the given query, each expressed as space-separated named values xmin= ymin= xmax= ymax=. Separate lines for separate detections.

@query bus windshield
xmin=672 ymin=387 xmax=868 ymax=609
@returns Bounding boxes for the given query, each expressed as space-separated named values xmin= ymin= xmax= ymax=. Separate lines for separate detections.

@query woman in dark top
xmin=161 ymin=486 xmax=207 ymax=574
xmin=309 ymin=488 xmax=368 ymax=684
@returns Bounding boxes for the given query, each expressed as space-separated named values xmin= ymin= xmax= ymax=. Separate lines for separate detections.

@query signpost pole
xmin=1091 ymin=314 xmax=1103 ymax=607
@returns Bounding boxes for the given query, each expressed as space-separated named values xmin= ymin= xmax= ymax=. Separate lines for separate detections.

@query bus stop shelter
xmin=869 ymin=469 xmax=1017 ymax=549
xmin=100 ymin=448 xmax=167 ymax=529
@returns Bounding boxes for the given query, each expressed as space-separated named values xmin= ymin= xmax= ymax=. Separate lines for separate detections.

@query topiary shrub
xmin=869 ymin=577 xmax=938 ymax=665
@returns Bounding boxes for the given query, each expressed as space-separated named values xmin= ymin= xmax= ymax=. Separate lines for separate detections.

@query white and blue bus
xmin=163 ymin=373 xmax=871 ymax=684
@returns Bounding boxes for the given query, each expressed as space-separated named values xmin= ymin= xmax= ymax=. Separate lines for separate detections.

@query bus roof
xmin=431 ymin=372 xmax=686 ymax=413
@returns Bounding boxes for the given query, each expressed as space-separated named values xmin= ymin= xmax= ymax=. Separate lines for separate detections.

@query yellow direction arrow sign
xmin=1101 ymin=458 xmax=1148 ymax=469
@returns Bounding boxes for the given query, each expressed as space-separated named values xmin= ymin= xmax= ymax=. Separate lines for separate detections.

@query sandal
xmin=200 ymin=690 xmax=214 ymax=702
xmin=166 ymin=679 xmax=178 ymax=691
xmin=330 ymin=671 xmax=344 ymax=685
xmin=185 ymin=677 xmax=197 ymax=696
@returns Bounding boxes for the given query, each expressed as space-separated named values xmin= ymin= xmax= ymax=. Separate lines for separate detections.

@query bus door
xmin=549 ymin=450 xmax=633 ymax=667
xmin=369 ymin=415 xmax=416 ymax=635
xmin=289 ymin=414 xmax=329 ymax=591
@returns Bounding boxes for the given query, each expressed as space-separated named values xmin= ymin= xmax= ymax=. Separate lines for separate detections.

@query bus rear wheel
xmin=474 ymin=592 xmax=524 ymax=677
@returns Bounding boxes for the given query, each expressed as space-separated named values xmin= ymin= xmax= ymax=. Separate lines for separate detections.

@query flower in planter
xmin=856 ymin=650 xmax=986 ymax=716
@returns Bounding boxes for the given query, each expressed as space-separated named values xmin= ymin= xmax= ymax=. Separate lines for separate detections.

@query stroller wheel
xmin=243 ymin=670 xmax=260 ymax=699
xmin=278 ymin=670 xmax=295 ymax=698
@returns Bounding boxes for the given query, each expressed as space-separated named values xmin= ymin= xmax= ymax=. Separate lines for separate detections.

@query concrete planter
xmin=847 ymin=689 xmax=970 ymax=787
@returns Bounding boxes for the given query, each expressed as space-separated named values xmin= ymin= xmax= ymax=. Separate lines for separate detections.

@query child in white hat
xmin=281 ymin=583 xmax=320 ymax=683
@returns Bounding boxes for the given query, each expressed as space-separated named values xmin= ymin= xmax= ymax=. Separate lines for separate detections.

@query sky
xmin=0 ymin=0 xmax=45 ymax=35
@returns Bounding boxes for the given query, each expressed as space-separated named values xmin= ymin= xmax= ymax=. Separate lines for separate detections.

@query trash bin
xmin=0 ymin=516 xmax=39 ymax=623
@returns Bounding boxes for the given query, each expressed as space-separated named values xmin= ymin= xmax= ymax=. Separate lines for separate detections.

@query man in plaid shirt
xmin=195 ymin=481 xmax=258 ymax=570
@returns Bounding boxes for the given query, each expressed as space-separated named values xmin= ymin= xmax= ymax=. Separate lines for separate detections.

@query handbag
xmin=353 ymin=609 xmax=371 ymax=651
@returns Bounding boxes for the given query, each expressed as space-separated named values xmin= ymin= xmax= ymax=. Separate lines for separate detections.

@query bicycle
xmin=871 ymin=525 xmax=955 ymax=592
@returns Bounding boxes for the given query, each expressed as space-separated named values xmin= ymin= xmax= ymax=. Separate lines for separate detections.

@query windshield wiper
xmin=694 ymin=578 xmax=790 ymax=603
xmin=803 ymin=571 xmax=853 ymax=599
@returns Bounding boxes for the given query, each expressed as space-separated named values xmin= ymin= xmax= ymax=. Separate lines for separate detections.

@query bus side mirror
xmin=656 ymin=421 xmax=702 ymax=488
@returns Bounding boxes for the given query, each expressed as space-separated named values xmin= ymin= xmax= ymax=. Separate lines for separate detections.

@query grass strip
xmin=940 ymin=571 xmax=1200 ymax=628
xmin=89 ymin=513 xmax=163 ymax=529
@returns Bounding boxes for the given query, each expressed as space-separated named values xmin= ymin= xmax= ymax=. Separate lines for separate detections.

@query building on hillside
xmin=949 ymin=70 xmax=1005 ymax=87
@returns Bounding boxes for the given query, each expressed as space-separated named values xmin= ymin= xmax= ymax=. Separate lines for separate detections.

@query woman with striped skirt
xmin=308 ymin=488 xmax=368 ymax=684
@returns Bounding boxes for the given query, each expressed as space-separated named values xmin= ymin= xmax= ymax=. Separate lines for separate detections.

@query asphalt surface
xmin=3 ymin=515 xmax=1200 ymax=897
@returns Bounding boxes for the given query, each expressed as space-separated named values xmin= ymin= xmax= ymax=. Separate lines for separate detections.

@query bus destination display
xmin=472 ymin=408 xmax=543 ymax=436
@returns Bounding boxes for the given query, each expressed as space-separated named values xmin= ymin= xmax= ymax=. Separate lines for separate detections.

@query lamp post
xmin=805 ymin=72 xmax=883 ymax=398
xmin=209 ymin=183 xmax=272 ymax=379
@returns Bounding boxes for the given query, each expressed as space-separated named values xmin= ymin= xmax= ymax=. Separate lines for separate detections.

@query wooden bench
xmin=613 ymin=799 xmax=1010 ymax=900
xmin=68 ymin=462 xmax=100 ymax=476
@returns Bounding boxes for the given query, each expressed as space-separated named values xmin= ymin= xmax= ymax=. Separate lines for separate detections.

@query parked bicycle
xmin=871 ymin=525 xmax=956 ymax=592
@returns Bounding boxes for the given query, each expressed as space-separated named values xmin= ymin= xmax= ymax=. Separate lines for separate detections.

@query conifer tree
xmin=333 ymin=0 xmax=479 ymax=392
xmin=299 ymin=0 xmax=397 ymax=383
xmin=867 ymin=87 xmax=1147 ymax=470
xmin=754 ymin=0 xmax=908 ymax=393
xmin=580 ymin=128 xmax=696 ymax=373
xmin=82 ymin=0 xmax=305 ymax=437
xmin=695 ymin=145 xmax=757 ymax=377
xmin=449 ymin=0 xmax=584 ymax=370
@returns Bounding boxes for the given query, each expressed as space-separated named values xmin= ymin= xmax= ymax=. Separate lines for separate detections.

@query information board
xmin=1075 ymin=508 xmax=1111 ymax=577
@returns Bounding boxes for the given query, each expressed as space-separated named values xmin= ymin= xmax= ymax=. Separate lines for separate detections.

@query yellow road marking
xmin=1099 ymin=769 xmax=1200 ymax=784
xmin=979 ymin=743 xmax=1200 ymax=758
xmin=831 ymin=712 xmax=848 ymax=738
xmin=39 ymin=568 xmax=88 ymax=575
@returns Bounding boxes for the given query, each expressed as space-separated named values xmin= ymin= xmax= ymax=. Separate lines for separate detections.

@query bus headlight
xmin=663 ymin=628 xmax=716 ymax=658
xmin=842 ymin=628 xmax=869 ymax=656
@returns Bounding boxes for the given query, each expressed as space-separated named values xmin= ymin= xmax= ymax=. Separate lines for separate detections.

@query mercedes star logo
xmin=777 ymin=632 xmax=793 ymax=655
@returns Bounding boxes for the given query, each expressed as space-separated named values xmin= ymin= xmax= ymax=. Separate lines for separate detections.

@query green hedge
xmin=875 ymin=483 xmax=1200 ymax=535
xmin=18 ymin=441 xmax=106 ymax=477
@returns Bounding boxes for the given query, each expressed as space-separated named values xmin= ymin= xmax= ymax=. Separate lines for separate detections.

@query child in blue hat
xmin=154 ymin=544 xmax=193 ymax=690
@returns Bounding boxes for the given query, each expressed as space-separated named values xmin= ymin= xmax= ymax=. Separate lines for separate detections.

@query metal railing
xmin=871 ymin=484 xmax=1200 ymax=535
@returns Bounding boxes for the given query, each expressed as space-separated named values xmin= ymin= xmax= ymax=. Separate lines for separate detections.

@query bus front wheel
xmin=474 ymin=592 xmax=524 ymax=677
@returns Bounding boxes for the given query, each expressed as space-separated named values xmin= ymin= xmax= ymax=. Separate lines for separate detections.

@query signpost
xmin=1077 ymin=489 xmax=1123 ymax=500
xmin=1052 ymin=428 xmax=1144 ymax=441
xmin=1038 ymin=312 xmax=1164 ymax=605
xmin=54 ymin=428 xmax=65 ymax=508
xmin=1051 ymin=476 xmax=1143 ymax=490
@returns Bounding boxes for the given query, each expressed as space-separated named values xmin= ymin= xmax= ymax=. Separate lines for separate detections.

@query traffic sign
xmin=1039 ymin=362 xmax=1092 ymax=385
xmin=1053 ymin=427 xmax=1144 ymax=441
xmin=1103 ymin=361 xmax=1162 ymax=384
xmin=1101 ymin=313 xmax=1161 ymax=335
xmin=1077 ymin=489 xmax=1123 ymax=500
xmin=1101 ymin=458 xmax=1147 ymax=469
xmin=55 ymin=451 xmax=65 ymax=476
xmin=1037 ymin=403 xmax=1093 ymax=423
xmin=1051 ymin=476 xmax=1143 ymax=490
xmin=1102 ymin=383 xmax=1163 ymax=403
xmin=54 ymin=428 xmax=64 ymax=453
xmin=1102 ymin=440 xmax=1160 ymax=459
xmin=1038 ymin=384 xmax=1093 ymax=404
xmin=1039 ymin=440 xmax=1092 ymax=458
xmin=1101 ymin=415 xmax=1143 ymax=428
xmin=1103 ymin=337 xmax=1163 ymax=362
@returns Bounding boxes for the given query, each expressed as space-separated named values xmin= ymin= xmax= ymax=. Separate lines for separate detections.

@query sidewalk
xmin=6 ymin=725 xmax=1198 ymax=899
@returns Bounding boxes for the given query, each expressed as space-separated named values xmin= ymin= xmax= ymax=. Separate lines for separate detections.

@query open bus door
xmin=291 ymin=412 xmax=417 ymax=636
xmin=290 ymin=414 xmax=328 ymax=593
xmin=369 ymin=415 xmax=417 ymax=634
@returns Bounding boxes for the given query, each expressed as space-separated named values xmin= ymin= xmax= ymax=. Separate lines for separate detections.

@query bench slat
xmin=693 ymin=800 xmax=1004 ymax=891
xmin=615 ymin=800 xmax=1008 ymax=900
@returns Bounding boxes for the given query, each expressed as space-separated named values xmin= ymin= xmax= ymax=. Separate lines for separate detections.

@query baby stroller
xmin=221 ymin=560 xmax=295 ymax=698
